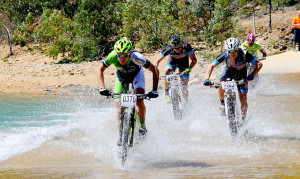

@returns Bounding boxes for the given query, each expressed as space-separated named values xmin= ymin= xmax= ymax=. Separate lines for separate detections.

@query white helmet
xmin=224 ymin=37 xmax=240 ymax=51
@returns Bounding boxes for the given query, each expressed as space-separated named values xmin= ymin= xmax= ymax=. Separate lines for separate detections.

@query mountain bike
xmin=108 ymin=91 xmax=150 ymax=166
xmin=247 ymin=58 xmax=265 ymax=88
xmin=160 ymin=73 xmax=184 ymax=120
xmin=211 ymin=79 xmax=246 ymax=137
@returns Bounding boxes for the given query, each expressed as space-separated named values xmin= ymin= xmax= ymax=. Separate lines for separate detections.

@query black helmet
xmin=170 ymin=34 xmax=183 ymax=47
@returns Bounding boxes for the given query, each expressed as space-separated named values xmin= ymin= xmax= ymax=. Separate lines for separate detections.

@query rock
xmin=280 ymin=46 xmax=288 ymax=51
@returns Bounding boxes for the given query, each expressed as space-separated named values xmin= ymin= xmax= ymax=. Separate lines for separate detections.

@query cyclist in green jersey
xmin=242 ymin=33 xmax=267 ymax=60
xmin=97 ymin=37 xmax=159 ymax=137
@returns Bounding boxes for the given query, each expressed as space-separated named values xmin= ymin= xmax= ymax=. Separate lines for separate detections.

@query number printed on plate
xmin=222 ymin=81 xmax=235 ymax=90
xmin=166 ymin=75 xmax=177 ymax=82
xmin=121 ymin=94 xmax=137 ymax=107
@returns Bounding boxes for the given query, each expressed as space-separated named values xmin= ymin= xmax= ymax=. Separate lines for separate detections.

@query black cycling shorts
xmin=220 ymin=66 xmax=248 ymax=93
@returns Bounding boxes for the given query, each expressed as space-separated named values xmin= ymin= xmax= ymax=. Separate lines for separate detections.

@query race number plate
xmin=121 ymin=94 xmax=137 ymax=107
xmin=222 ymin=81 xmax=235 ymax=90
xmin=166 ymin=74 xmax=177 ymax=83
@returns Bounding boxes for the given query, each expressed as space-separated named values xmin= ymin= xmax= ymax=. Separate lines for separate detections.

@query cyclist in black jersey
xmin=154 ymin=34 xmax=198 ymax=103
xmin=203 ymin=38 xmax=263 ymax=120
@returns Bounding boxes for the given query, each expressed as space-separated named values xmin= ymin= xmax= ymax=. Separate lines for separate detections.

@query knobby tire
xmin=121 ymin=107 xmax=135 ymax=166
xmin=226 ymin=96 xmax=238 ymax=136
xmin=171 ymin=87 xmax=182 ymax=120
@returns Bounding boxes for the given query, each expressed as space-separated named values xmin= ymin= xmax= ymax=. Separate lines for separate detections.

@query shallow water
xmin=0 ymin=73 xmax=299 ymax=178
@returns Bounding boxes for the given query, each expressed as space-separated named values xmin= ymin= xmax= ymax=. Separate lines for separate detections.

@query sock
xmin=220 ymin=99 xmax=224 ymax=105
xmin=165 ymin=89 xmax=169 ymax=96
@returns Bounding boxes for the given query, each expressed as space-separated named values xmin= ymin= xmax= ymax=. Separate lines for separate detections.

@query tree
xmin=201 ymin=0 xmax=244 ymax=46
xmin=269 ymin=0 xmax=272 ymax=32
xmin=0 ymin=13 xmax=13 ymax=56
xmin=252 ymin=0 xmax=256 ymax=34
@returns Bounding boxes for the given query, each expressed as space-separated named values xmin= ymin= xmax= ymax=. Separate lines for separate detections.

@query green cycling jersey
xmin=242 ymin=42 xmax=263 ymax=58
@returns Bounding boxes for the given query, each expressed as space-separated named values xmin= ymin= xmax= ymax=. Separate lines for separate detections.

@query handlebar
xmin=259 ymin=58 xmax=266 ymax=61
xmin=159 ymin=72 xmax=184 ymax=80
xmin=209 ymin=79 xmax=246 ymax=89
xmin=108 ymin=92 xmax=151 ymax=100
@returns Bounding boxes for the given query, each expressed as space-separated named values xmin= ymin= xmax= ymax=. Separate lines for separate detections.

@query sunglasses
xmin=228 ymin=49 xmax=237 ymax=54
xmin=173 ymin=45 xmax=182 ymax=49
xmin=117 ymin=53 xmax=129 ymax=58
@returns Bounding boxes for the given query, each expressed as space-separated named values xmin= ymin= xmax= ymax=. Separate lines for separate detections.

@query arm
xmin=260 ymin=48 xmax=267 ymax=59
xmin=96 ymin=63 xmax=107 ymax=89
xmin=205 ymin=62 xmax=217 ymax=80
xmin=188 ymin=53 xmax=198 ymax=69
xmin=147 ymin=63 xmax=159 ymax=91
xmin=154 ymin=55 xmax=164 ymax=68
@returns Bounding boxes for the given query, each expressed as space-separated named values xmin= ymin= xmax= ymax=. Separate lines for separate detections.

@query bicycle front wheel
xmin=171 ymin=87 xmax=182 ymax=120
xmin=226 ymin=97 xmax=238 ymax=136
xmin=121 ymin=107 xmax=135 ymax=166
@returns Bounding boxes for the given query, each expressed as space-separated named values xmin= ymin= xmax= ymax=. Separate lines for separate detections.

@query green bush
xmin=201 ymin=0 xmax=244 ymax=47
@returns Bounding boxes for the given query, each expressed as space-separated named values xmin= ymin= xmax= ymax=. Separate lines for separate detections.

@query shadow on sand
xmin=148 ymin=160 xmax=213 ymax=169
xmin=246 ymin=134 xmax=300 ymax=142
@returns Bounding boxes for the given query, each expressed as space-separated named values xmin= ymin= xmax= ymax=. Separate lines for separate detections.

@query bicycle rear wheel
xmin=171 ymin=87 xmax=182 ymax=120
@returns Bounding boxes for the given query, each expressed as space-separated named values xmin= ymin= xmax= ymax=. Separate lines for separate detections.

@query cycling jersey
xmin=241 ymin=42 xmax=263 ymax=57
xmin=160 ymin=41 xmax=194 ymax=59
xmin=214 ymin=48 xmax=257 ymax=93
xmin=102 ymin=50 xmax=150 ymax=92
xmin=160 ymin=41 xmax=194 ymax=79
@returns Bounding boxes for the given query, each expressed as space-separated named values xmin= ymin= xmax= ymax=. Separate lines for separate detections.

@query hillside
xmin=0 ymin=8 xmax=299 ymax=95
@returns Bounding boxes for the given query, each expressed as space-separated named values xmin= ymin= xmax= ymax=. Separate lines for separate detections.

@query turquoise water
xmin=0 ymin=95 xmax=114 ymax=129
xmin=0 ymin=94 xmax=114 ymax=160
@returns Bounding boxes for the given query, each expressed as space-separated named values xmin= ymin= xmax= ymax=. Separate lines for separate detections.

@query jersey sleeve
xmin=255 ymin=43 xmax=263 ymax=50
xmin=241 ymin=42 xmax=248 ymax=47
xmin=160 ymin=45 xmax=172 ymax=57
xmin=213 ymin=51 xmax=226 ymax=65
xmin=102 ymin=50 xmax=117 ymax=67
xmin=184 ymin=42 xmax=194 ymax=55
xmin=130 ymin=51 xmax=151 ymax=68
xmin=245 ymin=52 xmax=257 ymax=65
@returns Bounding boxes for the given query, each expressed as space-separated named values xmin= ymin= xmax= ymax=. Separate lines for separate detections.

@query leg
xmin=181 ymin=78 xmax=189 ymax=102
xmin=218 ymin=77 xmax=226 ymax=102
xmin=115 ymin=100 xmax=121 ymax=122
xmin=135 ymin=88 xmax=146 ymax=127
xmin=219 ymin=66 xmax=230 ymax=104
xmin=132 ymin=69 xmax=146 ymax=128
xmin=165 ymin=67 xmax=174 ymax=90
xmin=239 ymin=92 xmax=248 ymax=118
xmin=114 ymin=76 xmax=126 ymax=123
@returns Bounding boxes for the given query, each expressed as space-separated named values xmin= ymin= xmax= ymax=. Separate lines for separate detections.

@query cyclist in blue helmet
xmin=154 ymin=34 xmax=198 ymax=103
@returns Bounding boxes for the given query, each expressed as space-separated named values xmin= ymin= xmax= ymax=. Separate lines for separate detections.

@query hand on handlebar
xmin=147 ymin=90 xmax=159 ymax=98
xmin=247 ymin=75 xmax=254 ymax=81
xmin=183 ymin=67 xmax=191 ymax=74
xmin=99 ymin=88 xmax=111 ymax=97
xmin=203 ymin=79 xmax=212 ymax=86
